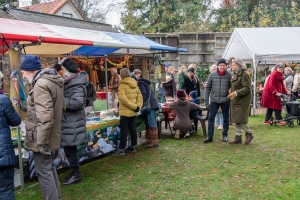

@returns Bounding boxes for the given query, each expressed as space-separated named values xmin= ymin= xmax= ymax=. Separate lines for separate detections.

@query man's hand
xmin=228 ymin=92 xmax=237 ymax=100
xmin=39 ymin=145 xmax=51 ymax=156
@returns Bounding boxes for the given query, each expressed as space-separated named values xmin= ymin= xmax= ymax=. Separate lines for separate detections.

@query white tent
xmin=222 ymin=27 xmax=300 ymax=115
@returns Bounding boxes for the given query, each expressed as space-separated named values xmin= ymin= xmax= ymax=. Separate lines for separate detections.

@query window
xmin=62 ymin=12 xmax=73 ymax=18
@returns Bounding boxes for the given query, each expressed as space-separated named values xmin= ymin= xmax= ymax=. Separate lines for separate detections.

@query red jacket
xmin=261 ymin=70 xmax=288 ymax=110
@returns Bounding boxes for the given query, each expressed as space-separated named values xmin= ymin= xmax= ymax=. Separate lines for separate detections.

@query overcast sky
xmin=18 ymin=0 xmax=220 ymax=27
xmin=18 ymin=0 xmax=124 ymax=26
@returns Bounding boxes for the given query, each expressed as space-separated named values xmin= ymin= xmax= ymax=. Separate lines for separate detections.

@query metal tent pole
xmin=17 ymin=126 xmax=24 ymax=190
xmin=253 ymin=58 xmax=257 ymax=116
xmin=105 ymin=55 xmax=109 ymax=109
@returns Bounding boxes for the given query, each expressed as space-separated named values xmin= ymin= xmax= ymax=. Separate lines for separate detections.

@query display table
xmin=13 ymin=115 xmax=146 ymax=179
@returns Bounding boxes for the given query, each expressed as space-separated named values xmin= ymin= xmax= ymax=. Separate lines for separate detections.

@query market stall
xmin=1 ymin=18 xmax=187 ymax=183
xmin=222 ymin=27 xmax=300 ymax=115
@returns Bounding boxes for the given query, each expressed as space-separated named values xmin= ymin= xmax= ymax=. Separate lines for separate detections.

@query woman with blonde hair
xmin=284 ymin=67 xmax=293 ymax=94
xmin=162 ymin=66 xmax=177 ymax=100
xmin=112 ymin=68 xmax=143 ymax=155
xmin=261 ymin=63 xmax=288 ymax=125
xmin=228 ymin=58 xmax=254 ymax=144
xmin=292 ymin=67 xmax=300 ymax=99
xmin=178 ymin=65 xmax=186 ymax=89
xmin=188 ymin=63 xmax=200 ymax=97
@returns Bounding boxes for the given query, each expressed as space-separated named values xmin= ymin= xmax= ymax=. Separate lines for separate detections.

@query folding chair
xmin=190 ymin=108 xmax=209 ymax=137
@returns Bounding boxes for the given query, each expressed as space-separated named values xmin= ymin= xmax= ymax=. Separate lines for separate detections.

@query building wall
xmin=144 ymin=32 xmax=232 ymax=69
xmin=55 ymin=2 xmax=83 ymax=20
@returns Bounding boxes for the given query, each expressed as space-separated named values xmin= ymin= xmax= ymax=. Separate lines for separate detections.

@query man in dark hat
xmin=21 ymin=55 xmax=64 ymax=200
xmin=204 ymin=58 xmax=232 ymax=143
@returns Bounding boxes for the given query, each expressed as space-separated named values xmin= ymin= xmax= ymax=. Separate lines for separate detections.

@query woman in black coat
xmin=61 ymin=59 xmax=87 ymax=186
xmin=182 ymin=68 xmax=197 ymax=95
xmin=162 ymin=66 xmax=177 ymax=100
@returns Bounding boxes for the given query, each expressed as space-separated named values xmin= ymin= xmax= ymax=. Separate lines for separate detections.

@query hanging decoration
xmin=72 ymin=55 xmax=132 ymax=71
xmin=106 ymin=54 xmax=131 ymax=69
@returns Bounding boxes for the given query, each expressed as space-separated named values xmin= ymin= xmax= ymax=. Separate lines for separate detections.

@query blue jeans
xmin=147 ymin=110 xmax=157 ymax=127
xmin=159 ymin=94 xmax=165 ymax=103
xmin=215 ymin=112 xmax=223 ymax=125
xmin=208 ymin=102 xmax=230 ymax=138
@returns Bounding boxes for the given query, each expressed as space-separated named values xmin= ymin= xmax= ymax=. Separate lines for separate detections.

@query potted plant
xmin=196 ymin=66 xmax=210 ymax=83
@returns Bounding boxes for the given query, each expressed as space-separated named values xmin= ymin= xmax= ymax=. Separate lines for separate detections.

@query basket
xmin=286 ymin=101 xmax=300 ymax=116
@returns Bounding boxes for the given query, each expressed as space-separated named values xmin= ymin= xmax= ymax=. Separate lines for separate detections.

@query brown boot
xmin=146 ymin=127 xmax=159 ymax=148
xmin=144 ymin=128 xmax=151 ymax=145
xmin=244 ymin=132 xmax=254 ymax=144
xmin=229 ymin=135 xmax=242 ymax=144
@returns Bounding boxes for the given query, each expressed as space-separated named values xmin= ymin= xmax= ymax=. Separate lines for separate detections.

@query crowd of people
xmin=0 ymin=54 xmax=296 ymax=200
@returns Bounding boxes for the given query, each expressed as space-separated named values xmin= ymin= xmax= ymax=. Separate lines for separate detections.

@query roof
xmin=222 ymin=27 xmax=300 ymax=64
xmin=19 ymin=0 xmax=85 ymax=19
xmin=1 ymin=7 xmax=117 ymax=33
xmin=0 ymin=18 xmax=187 ymax=56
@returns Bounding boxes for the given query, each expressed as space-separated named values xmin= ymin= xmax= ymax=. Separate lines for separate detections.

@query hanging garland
xmin=105 ymin=54 xmax=131 ymax=69
xmin=73 ymin=55 xmax=132 ymax=71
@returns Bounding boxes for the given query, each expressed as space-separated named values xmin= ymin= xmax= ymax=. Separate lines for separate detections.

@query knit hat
xmin=62 ymin=59 xmax=78 ymax=73
xmin=176 ymin=89 xmax=186 ymax=98
xmin=187 ymin=68 xmax=194 ymax=73
xmin=217 ymin=58 xmax=227 ymax=66
xmin=20 ymin=55 xmax=42 ymax=71
xmin=189 ymin=91 xmax=197 ymax=99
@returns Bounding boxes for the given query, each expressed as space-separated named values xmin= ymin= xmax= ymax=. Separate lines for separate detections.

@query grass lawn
xmin=16 ymin=114 xmax=300 ymax=200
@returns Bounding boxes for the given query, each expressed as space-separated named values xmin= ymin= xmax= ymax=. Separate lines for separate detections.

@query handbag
xmin=140 ymin=99 xmax=151 ymax=116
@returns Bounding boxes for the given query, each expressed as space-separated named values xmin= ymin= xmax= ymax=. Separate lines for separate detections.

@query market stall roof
xmin=222 ymin=27 xmax=300 ymax=64
xmin=0 ymin=18 xmax=187 ymax=56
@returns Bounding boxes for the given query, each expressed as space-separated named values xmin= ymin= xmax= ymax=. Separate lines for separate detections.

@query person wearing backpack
xmin=132 ymin=69 xmax=159 ymax=148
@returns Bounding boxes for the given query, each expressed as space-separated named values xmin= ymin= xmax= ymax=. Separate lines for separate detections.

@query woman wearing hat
xmin=228 ymin=58 xmax=254 ymax=144
xmin=182 ymin=67 xmax=197 ymax=96
xmin=261 ymin=63 xmax=288 ymax=125
xmin=169 ymin=90 xmax=201 ymax=138
xmin=60 ymin=59 xmax=88 ymax=185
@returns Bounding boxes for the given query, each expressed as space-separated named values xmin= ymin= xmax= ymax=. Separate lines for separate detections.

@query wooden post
xmin=9 ymin=49 xmax=27 ymax=120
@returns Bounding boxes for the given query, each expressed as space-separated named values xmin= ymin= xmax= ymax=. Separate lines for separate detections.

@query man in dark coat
xmin=0 ymin=85 xmax=22 ymax=200
xmin=61 ymin=59 xmax=87 ymax=186
xmin=204 ymin=58 xmax=232 ymax=143
xmin=81 ymin=71 xmax=96 ymax=108
xmin=133 ymin=69 xmax=160 ymax=148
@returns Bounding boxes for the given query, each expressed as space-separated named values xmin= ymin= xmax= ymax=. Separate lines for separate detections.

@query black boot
xmin=64 ymin=172 xmax=72 ymax=181
xmin=63 ymin=171 xmax=81 ymax=186
xmin=204 ymin=137 xmax=213 ymax=143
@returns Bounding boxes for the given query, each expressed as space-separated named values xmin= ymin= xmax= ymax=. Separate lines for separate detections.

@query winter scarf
xmin=217 ymin=69 xmax=225 ymax=75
